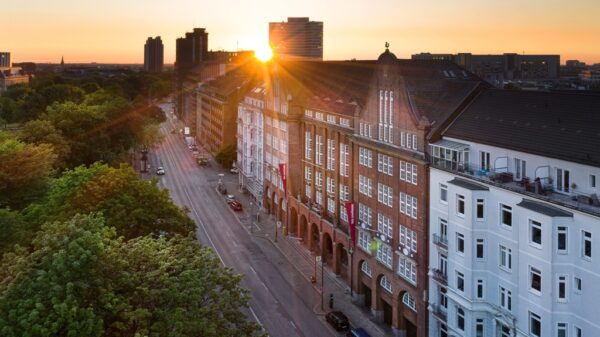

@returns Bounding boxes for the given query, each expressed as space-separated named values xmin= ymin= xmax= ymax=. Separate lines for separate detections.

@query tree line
xmin=0 ymin=72 xmax=264 ymax=336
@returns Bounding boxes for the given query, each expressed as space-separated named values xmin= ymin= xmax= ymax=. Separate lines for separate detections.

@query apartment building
xmin=273 ymin=49 xmax=484 ymax=336
xmin=237 ymin=85 xmax=266 ymax=204
xmin=427 ymin=90 xmax=600 ymax=337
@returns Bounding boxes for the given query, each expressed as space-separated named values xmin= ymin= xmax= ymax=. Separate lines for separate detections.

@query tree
xmin=0 ymin=132 xmax=56 ymax=208
xmin=18 ymin=119 xmax=71 ymax=169
xmin=215 ymin=144 xmax=237 ymax=169
xmin=39 ymin=84 xmax=86 ymax=105
xmin=0 ymin=97 xmax=17 ymax=124
xmin=0 ymin=208 xmax=33 ymax=253
xmin=26 ymin=163 xmax=194 ymax=240
xmin=0 ymin=213 xmax=264 ymax=337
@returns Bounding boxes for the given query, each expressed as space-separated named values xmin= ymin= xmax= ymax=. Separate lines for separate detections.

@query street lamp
xmin=348 ymin=243 xmax=354 ymax=299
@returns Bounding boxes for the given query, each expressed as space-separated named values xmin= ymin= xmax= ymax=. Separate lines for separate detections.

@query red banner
xmin=278 ymin=163 xmax=287 ymax=195
xmin=345 ymin=201 xmax=356 ymax=247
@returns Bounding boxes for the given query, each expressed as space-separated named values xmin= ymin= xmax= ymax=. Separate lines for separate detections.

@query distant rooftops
xmin=445 ymin=89 xmax=600 ymax=167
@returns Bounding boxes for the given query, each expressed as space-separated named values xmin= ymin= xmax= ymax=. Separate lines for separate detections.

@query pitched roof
xmin=448 ymin=178 xmax=489 ymax=191
xmin=445 ymin=89 xmax=600 ymax=167
xmin=517 ymin=199 xmax=573 ymax=217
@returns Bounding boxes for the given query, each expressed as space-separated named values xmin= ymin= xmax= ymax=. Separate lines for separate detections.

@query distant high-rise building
xmin=144 ymin=36 xmax=164 ymax=72
xmin=0 ymin=52 xmax=10 ymax=68
xmin=175 ymin=28 xmax=208 ymax=71
xmin=269 ymin=17 xmax=323 ymax=60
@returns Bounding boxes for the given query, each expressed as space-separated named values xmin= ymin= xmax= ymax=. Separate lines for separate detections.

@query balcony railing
xmin=429 ymin=157 xmax=600 ymax=217
xmin=432 ymin=269 xmax=447 ymax=285
xmin=431 ymin=304 xmax=447 ymax=322
xmin=432 ymin=234 xmax=448 ymax=250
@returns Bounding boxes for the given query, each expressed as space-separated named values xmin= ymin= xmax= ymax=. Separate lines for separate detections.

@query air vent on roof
xmin=462 ymin=71 xmax=468 ymax=78
xmin=443 ymin=70 xmax=450 ymax=78
xmin=448 ymin=71 xmax=456 ymax=78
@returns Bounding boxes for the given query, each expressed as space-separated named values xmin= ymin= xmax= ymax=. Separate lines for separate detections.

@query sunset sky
xmin=4 ymin=0 xmax=600 ymax=64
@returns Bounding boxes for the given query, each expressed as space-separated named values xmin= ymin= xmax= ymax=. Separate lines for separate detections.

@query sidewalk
xmin=219 ymin=177 xmax=394 ymax=337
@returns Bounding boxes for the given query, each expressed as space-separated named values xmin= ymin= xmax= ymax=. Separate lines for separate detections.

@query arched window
xmin=456 ymin=307 xmax=465 ymax=331
xmin=360 ymin=261 xmax=372 ymax=277
xmin=402 ymin=292 xmax=417 ymax=312
xmin=380 ymin=275 xmax=392 ymax=293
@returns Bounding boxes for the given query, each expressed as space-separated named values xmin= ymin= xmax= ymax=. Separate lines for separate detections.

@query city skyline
xmin=3 ymin=0 xmax=600 ymax=64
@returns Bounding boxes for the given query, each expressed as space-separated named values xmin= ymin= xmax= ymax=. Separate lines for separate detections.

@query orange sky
xmin=3 ymin=0 xmax=600 ymax=64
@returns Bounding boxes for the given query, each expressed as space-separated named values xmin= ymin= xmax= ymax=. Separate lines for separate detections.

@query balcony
xmin=431 ymin=269 xmax=447 ymax=285
xmin=432 ymin=234 xmax=448 ymax=250
xmin=430 ymin=304 xmax=447 ymax=322
xmin=430 ymin=157 xmax=600 ymax=217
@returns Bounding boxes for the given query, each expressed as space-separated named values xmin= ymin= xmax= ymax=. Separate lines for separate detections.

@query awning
xmin=431 ymin=139 xmax=470 ymax=151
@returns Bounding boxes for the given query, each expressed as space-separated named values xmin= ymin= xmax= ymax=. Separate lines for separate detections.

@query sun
xmin=253 ymin=44 xmax=273 ymax=62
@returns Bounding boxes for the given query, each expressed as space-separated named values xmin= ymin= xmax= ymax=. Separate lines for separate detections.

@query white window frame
xmin=499 ymin=245 xmax=512 ymax=271
xmin=557 ymin=274 xmax=568 ymax=303
xmin=456 ymin=270 xmax=465 ymax=292
xmin=499 ymin=285 xmax=512 ymax=311
xmin=339 ymin=143 xmax=349 ymax=177
xmin=380 ymin=275 xmax=392 ymax=293
xmin=397 ymin=256 xmax=417 ymax=285
xmin=440 ymin=184 xmax=448 ymax=204
xmin=500 ymin=204 xmax=513 ymax=228
xmin=529 ymin=266 xmax=542 ymax=294
xmin=305 ymin=131 xmax=312 ymax=160
xmin=582 ymin=230 xmax=592 ymax=260
xmin=360 ymin=260 xmax=372 ymax=276
xmin=529 ymin=219 xmax=543 ymax=248
xmin=476 ymin=279 xmax=485 ymax=300
xmin=476 ymin=198 xmax=485 ymax=221
xmin=315 ymin=135 xmax=323 ymax=165
xmin=476 ymin=238 xmax=485 ymax=260
xmin=456 ymin=194 xmax=465 ymax=217
xmin=529 ymin=312 xmax=542 ymax=337
xmin=456 ymin=232 xmax=465 ymax=254
xmin=326 ymin=138 xmax=335 ymax=171
xmin=557 ymin=226 xmax=568 ymax=254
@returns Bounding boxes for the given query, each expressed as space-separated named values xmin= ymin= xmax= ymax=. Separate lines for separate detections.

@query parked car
xmin=346 ymin=327 xmax=371 ymax=337
xmin=225 ymin=194 xmax=236 ymax=203
xmin=325 ymin=311 xmax=349 ymax=331
xmin=192 ymin=150 xmax=200 ymax=157
xmin=156 ymin=167 xmax=165 ymax=175
xmin=230 ymin=167 xmax=239 ymax=174
xmin=228 ymin=200 xmax=242 ymax=211
xmin=197 ymin=156 xmax=209 ymax=167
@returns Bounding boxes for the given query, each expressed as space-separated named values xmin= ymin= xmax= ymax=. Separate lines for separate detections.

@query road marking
xmin=231 ymin=240 xmax=239 ymax=248
xmin=261 ymin=282 xmax=269 ymax=291
xmin=290 ymin=321 xmax=297 ymax=330
xmin=249 ymin=306 xmax=264 ymax=329
xmin=183 ymin=187 xmax=225 ymax=266
xmin=249 ymin=266 xmax=257 ymax=275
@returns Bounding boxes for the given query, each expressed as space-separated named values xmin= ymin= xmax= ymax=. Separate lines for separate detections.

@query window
xmin=456 ymin=307 xmax=465 ymax=331
xmin=378 ymin=90 xmax=393 ymax=143
xmin=476 ymin=199 xmax=485 ymax=220
xmin=315 ymin=135 xmax=323 ymax=165
xmin=399 ymin=225 xmax=417 ymax=253
xmin=529 ymin=220 xmax=542 ymax=246
xmin=591 ymin=174 xmax=597 ymax=188
xmin=439 ymin=218 xmax=448 ymax=242
xmin=557 ymin=226 xmax=568 ymax=253
xmin=340 ymin=118 xmax=350 ymax=127
xmin=377 ymin=214 xmax=393 ymax=239
xmin=326 ymin=139 xmax=335 ymax=170
xmin=456 ymin=194 xmax=465 ymax=217
xmin=327 ymin=197 xmax=335 ymax=213
xmin=456 ymin=233 xmax=465 ymax=254
xmin=440 ymin=184 xmax=448 ymax=203
xmin=377 ymin=183 xmax=393 ymax=207
xmin=378 ymin=154 xmax=393 ymax=175
xmin=440 ymin=323 xmax=448 ymax=337
xmin=499 ymin=245 xmax=512 ymax=271
xmin=339 ymin=143 xmax=349 ymax=177
xmin=304 ymin=131 xmax=312 ymax=160
xmin=557 ymin=275 xmax=567 ymax=302
xmin=400 ymin=161 xmax=417 ymax=185
xmin=399 ymin=192 xmax=418 ymax=219
xmin=398 ymin=257 xmax=417 ymax=284
xmin=315 ymin=171 xmax=323 ymax=187
xmin=582 ymin=230 xmax=592 ymax=259
xmin=529 ymin=312 xmax=541 ymax=337
xmin=326 ymin=177 xmax=335 ymax=195
xmin=476 ymin=318 xmax=484 ymax=337
xmin=358 ymin=203 xmax=372 ymax=227
xmin=376 ymin=243 xmax=393 ymax=268
xmin=530 ymin=266 xmax=542 ymax=293
xmin=476 ymin=279 xmax=484 ymax=299
xmin=499 ymin=286 xmax=512 ymax=311
xmin=359 ymin=147 xmax=373 ymax=167
xmin=402 ymin=293 xmax=417 ymax=312
xmin=572 ymin=276 xmax=582 ymax=294
xmin=439 ymin=286 xmax=448 ymax=308
xmin=305 ymin=184 xmax=312 ymax=198
xmin=326 ymin=114 xmax=336 ymax=124
xmin=315 ymin=190 xmax=322 ymax=205
xmin=380 ymin=275 xmax=392 ymax=293
xmin=480 ymin=151 xmax=491 ymax=171
xmin=476 ymin=239 xmax=485 ymax=259
xmin=456 ymin=271 xmax=465 ymax=291
xmin=359 ymin=175 xmax=372 ymax=197
xmin=315 ymin=112 xmax=324 ymax=120
xmin=574 ymin=326 xmax=582 ymax=337
xmin=358 ymin=230 xmax=371 ymax=253
xmin=500 ymin=325 xmax=511 ymax=337
xmin=556 ymin=168 xmax=571 ymax=193
xmin=304 ymin=166 xmax=312 ymax=181
xmin=500 ymin=204 xmax=512 ymax=227
xmin=557 ymin=323 xmax=568 ymax=337
xmin=339 ymin=184 xmax=349 ymax=201
xmin=514 ymin=158 xmax=526 ymax=180
xmin=360 ymin=261 xmax=372 ymax=277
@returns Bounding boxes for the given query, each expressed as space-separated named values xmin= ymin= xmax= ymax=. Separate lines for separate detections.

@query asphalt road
xmin=147 ymin=105 xmax=338 ymax=337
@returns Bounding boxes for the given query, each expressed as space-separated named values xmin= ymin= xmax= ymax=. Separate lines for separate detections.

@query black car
xmin=325 ymin=311 xmax=349 ymax=331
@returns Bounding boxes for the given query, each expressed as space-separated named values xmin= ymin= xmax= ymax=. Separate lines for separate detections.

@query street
xmin=147 ymin=105 xmax=340 ymax=337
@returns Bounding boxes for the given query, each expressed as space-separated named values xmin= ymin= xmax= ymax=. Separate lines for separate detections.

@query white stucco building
xmin=427 ymin=90 xmax=600 ymax=337
xmin=236 ymin=85 xmax=265 ymax=206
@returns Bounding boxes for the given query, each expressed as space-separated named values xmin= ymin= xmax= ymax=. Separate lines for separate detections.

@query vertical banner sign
xmin=345 ymin=201 xmax=356 ymax=247
xmin=278 ymin=163 xmax=287 ymax=195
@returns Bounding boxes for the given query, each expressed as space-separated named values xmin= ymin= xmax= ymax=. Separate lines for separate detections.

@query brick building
xmin=268 ymin=49 xmax=484 ymax=336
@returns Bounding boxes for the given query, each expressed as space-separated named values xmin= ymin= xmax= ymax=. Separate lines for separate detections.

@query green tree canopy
xmin=18 ymin=119 xmax=71 ymax=169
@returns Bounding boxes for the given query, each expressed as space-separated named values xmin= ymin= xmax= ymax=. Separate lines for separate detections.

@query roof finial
xmin=385 ymin=42 xmax=390 ymax=50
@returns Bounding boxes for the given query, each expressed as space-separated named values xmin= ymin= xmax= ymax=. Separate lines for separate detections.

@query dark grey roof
xmin=517 ymin=199 xmax=573 ymax=217
xmin=447 ymin=178 xmax=489 ymax=191
xmin=445 ymin=89 xmax=600 ymax=167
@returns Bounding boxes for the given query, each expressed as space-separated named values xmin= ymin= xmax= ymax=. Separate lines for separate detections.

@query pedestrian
xmin=329 ymin=293 xmax=334 ymax=309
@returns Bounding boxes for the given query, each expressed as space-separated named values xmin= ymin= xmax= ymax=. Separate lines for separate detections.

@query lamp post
xmin=321 ymin=256 xmax=325 ymax=311
xmin=349 ymin=242 xmax=354 ymax=299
